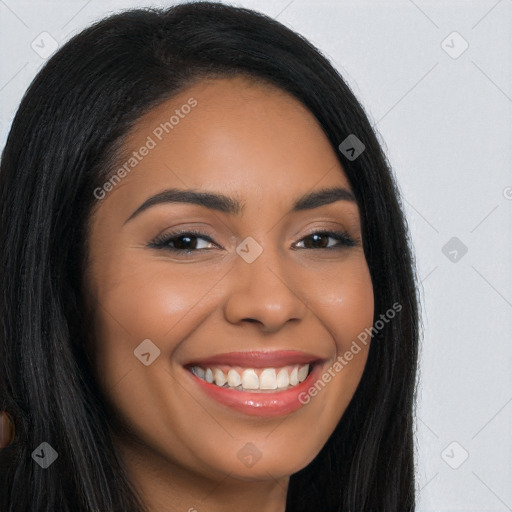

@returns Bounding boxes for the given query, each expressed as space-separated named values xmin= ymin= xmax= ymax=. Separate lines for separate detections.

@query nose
xmin=223 ymin=248 xmax=308 ymax=333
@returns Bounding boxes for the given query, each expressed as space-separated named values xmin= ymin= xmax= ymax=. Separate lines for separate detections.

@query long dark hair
xmin=0 ymin=2 xmax=420 ymax=510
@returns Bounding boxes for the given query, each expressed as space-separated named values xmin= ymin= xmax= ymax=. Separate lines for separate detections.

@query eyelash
xmin=148 ymin=228 xmax=357 ymax=255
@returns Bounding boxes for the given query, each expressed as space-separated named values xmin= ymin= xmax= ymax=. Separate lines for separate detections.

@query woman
xmin=0 ymin=2 xmax=420 ymax=511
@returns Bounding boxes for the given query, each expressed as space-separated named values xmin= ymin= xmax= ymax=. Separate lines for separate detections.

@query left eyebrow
xmin=123 ymin=186 xmax=356 ymax=225
xmin=292 ymin=186 xmax=356 ymax=211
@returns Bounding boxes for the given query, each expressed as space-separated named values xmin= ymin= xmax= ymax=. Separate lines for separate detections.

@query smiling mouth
xmin=183 ymin=351 xmax=326 ymax=416
xmin=187 ymin=363 xmax=313 ymax=392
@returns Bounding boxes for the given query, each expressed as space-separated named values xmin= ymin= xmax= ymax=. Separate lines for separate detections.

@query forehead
xmin=96 ymin=75 xmax=354 ymax=220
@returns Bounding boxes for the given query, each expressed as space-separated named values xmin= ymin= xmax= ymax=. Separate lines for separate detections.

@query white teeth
xmin=195 ymin=367 xmax=205 ymax=380
xmin=289 ymin=367 xmax=298 ymax=386
xmin=227 ymin=368 xmax=241 ymax=387
xmin=241 ymin=369 xmax=259 ymax=390
xmin=276 ymin=368 xmax=289 ymax=388
xmin=214 ymin=369 xmax=227 ymax=386
xmin=189 ymin=363 xmax=312 ymax=391
xmin=259 ymin=368 xmax=277 ymax=389
xmin=298 ymin=364 xmax=309 ymax=383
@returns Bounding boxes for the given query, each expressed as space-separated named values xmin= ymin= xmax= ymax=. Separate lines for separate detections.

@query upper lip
xmin=184 ymin=350 xmax=325 ymax=369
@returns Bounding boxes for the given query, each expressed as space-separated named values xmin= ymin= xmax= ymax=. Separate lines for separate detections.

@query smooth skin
xmin=85 ymin=76 xmax=374 ymax=512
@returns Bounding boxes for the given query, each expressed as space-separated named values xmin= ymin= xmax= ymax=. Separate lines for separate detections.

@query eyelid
xmin=293 ymin=228 xmax=357 ymax=249
xmin=147 ymin=226 xmax=358 ymax=255
xmin=148 ymin=227 xmax=219 ymax=251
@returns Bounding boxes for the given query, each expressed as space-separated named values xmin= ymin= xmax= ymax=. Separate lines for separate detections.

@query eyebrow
xmin=123 ymin=186 xmax=356 ymax=225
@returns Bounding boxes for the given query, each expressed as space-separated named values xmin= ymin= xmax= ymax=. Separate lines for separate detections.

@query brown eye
xmin=295 ymin=230 xmax=356 ymax=250
xmin=148 ymin=230 xmax=218 ymax=254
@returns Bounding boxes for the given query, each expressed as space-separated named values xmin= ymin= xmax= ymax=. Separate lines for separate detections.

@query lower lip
xmin=185 ymin=363 xmax=322 ymax=417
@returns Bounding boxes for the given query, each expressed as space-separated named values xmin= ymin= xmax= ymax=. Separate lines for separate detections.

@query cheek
xmin=89 ymin=250 xmax=223 ymax=389
xmin=92 ymin=248 xmax=374 ymax=389
xmin=293 ymin=257 xmax=374 ymax=436
xmin=307 ymin=256 xmax=375 ymax=345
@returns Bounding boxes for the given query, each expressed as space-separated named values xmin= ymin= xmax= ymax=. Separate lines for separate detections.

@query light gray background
xmin=1 ymin=1 xmax=511 ymax=510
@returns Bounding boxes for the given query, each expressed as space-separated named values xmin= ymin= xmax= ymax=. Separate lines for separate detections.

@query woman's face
xmin=86 ymin=76 xmax=374 ymax=487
